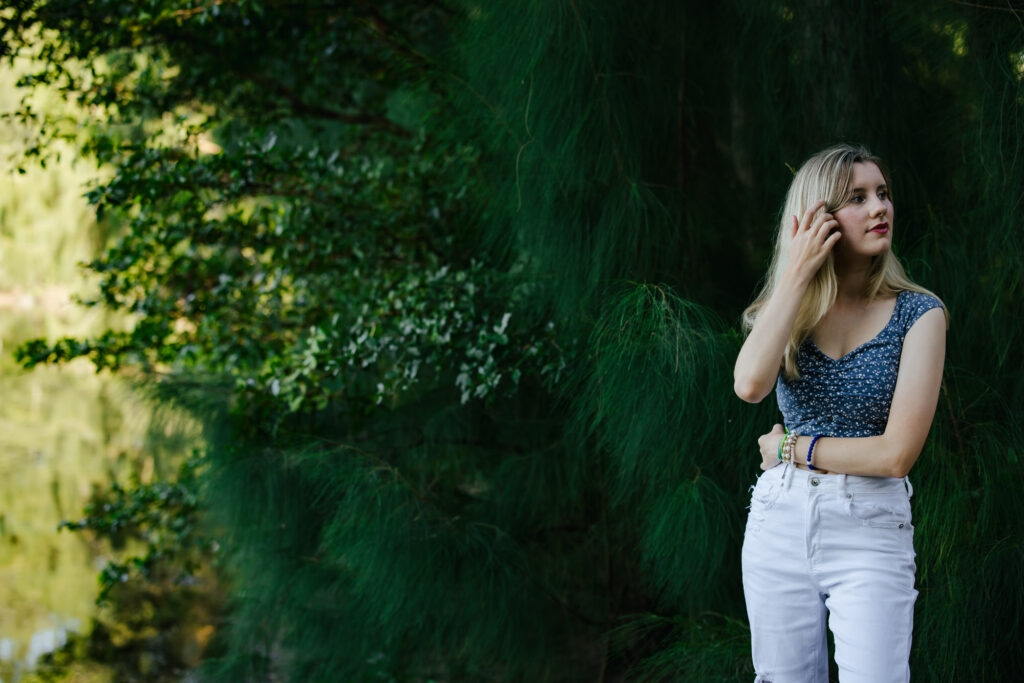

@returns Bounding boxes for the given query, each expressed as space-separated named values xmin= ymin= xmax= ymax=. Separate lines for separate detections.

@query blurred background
xmin=0 ymin=57 xmax=208 ymax=681
xmin=0 ymin=1 xmax=1022 ymax=681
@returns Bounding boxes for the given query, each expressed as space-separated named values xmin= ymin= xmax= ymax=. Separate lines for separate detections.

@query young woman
xmin=733 ymin=144 xmax=947 ymax=683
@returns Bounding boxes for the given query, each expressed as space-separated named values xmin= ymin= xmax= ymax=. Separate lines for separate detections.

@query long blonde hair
xmin=742 ymin=144 xmax=944 ymax=379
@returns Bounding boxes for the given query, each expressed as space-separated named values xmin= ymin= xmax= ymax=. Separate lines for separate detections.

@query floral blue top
xmin=775 ymin=290 xmax=943 ymax=438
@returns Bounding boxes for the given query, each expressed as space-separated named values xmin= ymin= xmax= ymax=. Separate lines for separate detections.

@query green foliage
xmin=613 ymin=613 xmax=754 ymax=682
xmin=3 ymin=0 xmax=1024 ymax=681
xmin=571 ymin=285 xmax=749 ymax=614
xmin=204 ymin=442 xmax=570 ymax=680
xmin=5 ymin=2 xmax=566 ymax=430
xmin=60 ymin=452 xmax=212 ymax=603
xmin=27 ymin=450 xmax=224 ymax=683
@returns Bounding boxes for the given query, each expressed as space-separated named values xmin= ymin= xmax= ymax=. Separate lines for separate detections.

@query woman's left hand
xmin=757 ymin=423 xmax=786 ymax=470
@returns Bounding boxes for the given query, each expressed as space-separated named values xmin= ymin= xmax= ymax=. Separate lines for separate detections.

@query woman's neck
xmin=833 ymin=253 xmax=874 ymax=305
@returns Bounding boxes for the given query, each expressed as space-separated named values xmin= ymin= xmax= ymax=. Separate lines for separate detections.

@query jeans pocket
xmin=846 ymin=491 xmax=912 ymax=529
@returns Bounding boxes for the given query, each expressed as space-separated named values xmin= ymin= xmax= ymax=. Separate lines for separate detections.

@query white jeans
xmin=741 ymin=463 xmax=918 ymax=683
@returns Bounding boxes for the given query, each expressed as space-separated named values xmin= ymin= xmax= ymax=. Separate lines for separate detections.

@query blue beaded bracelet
xmin=807 ymin=434 xmax=822 ymax=471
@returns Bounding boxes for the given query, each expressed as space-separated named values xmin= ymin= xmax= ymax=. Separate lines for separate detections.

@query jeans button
xmin=811 ymin=477 xmax=820 ymax=486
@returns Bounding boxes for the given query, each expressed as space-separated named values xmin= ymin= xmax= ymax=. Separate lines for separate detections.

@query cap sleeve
xmin=896 ymin=291 xmax=944 ymax=334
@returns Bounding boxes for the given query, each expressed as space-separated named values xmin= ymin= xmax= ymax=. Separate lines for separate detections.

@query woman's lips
xmin=871 ymin=223 xmax=889 ymax=233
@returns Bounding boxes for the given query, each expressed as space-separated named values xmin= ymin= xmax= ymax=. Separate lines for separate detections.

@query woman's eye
xmin=879 ymin=191 xmax=889 ymax=200
xmin=849 ymin=195 xmax=864 ymax=204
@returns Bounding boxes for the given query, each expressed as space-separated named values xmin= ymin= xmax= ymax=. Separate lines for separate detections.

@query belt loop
xmin=837 ymin=473 xmax=848 ymax=499
xmin=904 ymin=476 xmax=914 ymax=498
xmin=782 ymin=463 xmax=793 ymax=489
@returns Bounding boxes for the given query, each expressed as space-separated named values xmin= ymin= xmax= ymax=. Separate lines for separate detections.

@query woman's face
xmin=831 ymin=161 xmax=894 ymax=259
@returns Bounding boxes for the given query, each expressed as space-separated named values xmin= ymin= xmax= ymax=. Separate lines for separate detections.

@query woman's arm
xmin=734 ymin=275 xmax=809 ymax=403
xmin=757 ymin=307 xmax=947 ymax=477
xmin=734 ymin=200 xmax=841 ymax=403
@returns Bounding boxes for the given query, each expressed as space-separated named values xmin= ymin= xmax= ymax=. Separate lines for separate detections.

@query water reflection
xmin=0 ymin=339 xmax=198 ymax=681
xmin=0 ymin=620 xmax=78 ymax=680
xmin=0 ymin=58 xmax=201 ymax=679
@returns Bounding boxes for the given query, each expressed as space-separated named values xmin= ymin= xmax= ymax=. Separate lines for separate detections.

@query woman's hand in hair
xmin=784 ymin=199 xmax=842 ymax=285
xmin=733 ymin=202 xmax=838 ymax=403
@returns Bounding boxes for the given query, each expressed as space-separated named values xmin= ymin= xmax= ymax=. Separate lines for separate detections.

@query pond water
xmin=0 ymin=313 xmax=197 ymax=682
xmin=0 ymin=60 xmax=204 ymax=680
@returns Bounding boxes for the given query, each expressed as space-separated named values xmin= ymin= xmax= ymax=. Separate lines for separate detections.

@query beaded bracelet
xmin=807 ymin=434 xmax=822 ymax=471
xmin=777 ymin=432 xmax=797 ymax=464
xmin=784 ymin=433 xmax=798 ymax=464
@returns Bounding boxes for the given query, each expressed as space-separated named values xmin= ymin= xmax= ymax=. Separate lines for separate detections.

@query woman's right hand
xmin=733 ymin=200 xmax=839 ymax=403
xmin=757 ymin=423 xmax=787 ymax=471
xmin=784 ymin=199 xmax=842 ymax=283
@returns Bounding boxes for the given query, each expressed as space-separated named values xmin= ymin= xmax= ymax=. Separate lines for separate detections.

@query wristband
xmin=807 ymin=434 xmax=822 ymax=471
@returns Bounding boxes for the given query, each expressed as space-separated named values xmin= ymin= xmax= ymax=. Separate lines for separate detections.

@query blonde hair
xmin=742 ymin=144 xmax=944 ymax=379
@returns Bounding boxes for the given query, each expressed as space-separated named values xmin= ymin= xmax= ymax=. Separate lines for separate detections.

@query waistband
xmin=761 ymin=462 xmax=914 ymax=497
